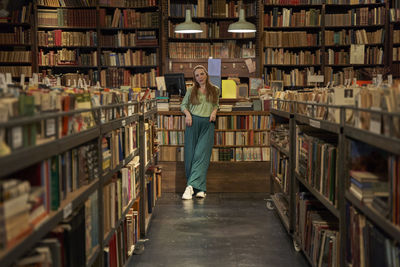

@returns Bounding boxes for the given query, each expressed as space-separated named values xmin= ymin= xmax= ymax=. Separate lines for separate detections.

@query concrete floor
xmin=129 ymin=193 xmax=309 ymax=267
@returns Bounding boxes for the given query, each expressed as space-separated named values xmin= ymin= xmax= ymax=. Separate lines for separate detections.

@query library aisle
xmin=130 ymin=193 xmax=308 ymax=267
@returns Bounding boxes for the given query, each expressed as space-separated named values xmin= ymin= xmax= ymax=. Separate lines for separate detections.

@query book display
xmin=0 ymin=80 xmax=160 ymax=267
xmin=268 ymin=83 xmax=400 ymax=267
xmin=263 ymin=0 xmax=389 ymax=88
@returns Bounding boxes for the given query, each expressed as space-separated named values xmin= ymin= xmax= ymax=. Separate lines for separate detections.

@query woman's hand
xmin=210 ymin=110 xmax=217 ymax=122
xmin=185 ymin=113 xmax=192 ymax=126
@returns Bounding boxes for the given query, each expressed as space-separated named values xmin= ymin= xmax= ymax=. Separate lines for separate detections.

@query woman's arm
xmin=181 ymin=89 xmax=193 ymax=126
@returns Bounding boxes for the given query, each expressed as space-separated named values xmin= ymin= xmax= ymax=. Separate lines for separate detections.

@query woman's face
xmin=194 ymin=68 xmax=207 ymax=87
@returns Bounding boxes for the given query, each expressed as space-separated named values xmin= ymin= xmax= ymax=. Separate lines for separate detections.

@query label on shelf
xmin=309 ymin=119 xmax=320 ymax=128
xmin=63 ymin=202 xmax=72 ymax=219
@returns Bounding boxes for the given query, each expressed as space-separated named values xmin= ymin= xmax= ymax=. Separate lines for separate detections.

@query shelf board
xmin=0 ymin=62 xmax=31 ymax=66
xmin=103 ymin=197 xmax=137 ymax=247
xmin=264 ymin=3 xmax=323 ymax=7
xmin=37 ymin=26 xmax=97 ymax=29
xmin=102 ymin=151 xmax=138 ymax=184
xmin=295 ymin=114 xmax=341 ymax=134
xmin=0 ymin=179 xmax=99 ymax=267
xmin=0 ymin=127 xmax=99 ymax=178
xmin=264 ymin=46 xmax=321 ymax=49
xmin=271 ymin=109 xmax=291 ymax=119
xmin=213 ymin=145 xmax=270 ymax=148
xmin=325 ymin=2 xmax=385 ymax=7
xmin=296 ymin=172 xmax=339 ymax=218
xmin=264 ymin=64 xmax=321 ymax=67
xmin=39 ymin=65 xmax=98 ymax=68
xmin=343 ymin=126 xmax=400 ymax=155
xmin=100 ymin=65 xmax=157 ymax=69
xmin=168 ymin=37 xmax=255 ymax=42
xmin=263 ymin=26 xmax=321 ymax=30
xmin=37 ymin=5 xmax=96 ymax=9
xmin=325 ymin=63 xmax=384 ymax=67
xmin=271 ymin=194 xmax=290 ymax=233
xmin=100 ymin=115 xmax=139 ymax=134
xmin=325 ymin=43 xmax=384 ymax=48
xmin=345 ymin=191 xmax=400 ymax=243
xmin=98 ymin=5 xmax=158 ymax=10
xmin=100 ymin=46 xmax=158 ymax=49
xmin=325 ymin=24 xmax=384 ymax=29
xmin=270 ymin=141 xmax=290 ymax=157
xmin=0 ymin=44 xmax=31 ymax=47
xmin=38 ymin=46 xmax=98 ymax=49
xmin=100 ymin=27 xmax=159 ymax=31
xmin=144 ymin=109 xmax=157 ymax=119
xmin=168 ymin=15 xmax=256 ymax=21
xmin=86 ymin=245 xmax=100 ymax=267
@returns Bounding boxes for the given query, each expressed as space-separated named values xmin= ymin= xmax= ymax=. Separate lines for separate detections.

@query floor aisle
xmin=130 ymin=193 xmax=309 ymax=267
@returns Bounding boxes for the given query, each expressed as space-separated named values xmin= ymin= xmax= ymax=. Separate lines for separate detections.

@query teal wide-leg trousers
xmin=184 ymin=115 xmax=215 ymax=192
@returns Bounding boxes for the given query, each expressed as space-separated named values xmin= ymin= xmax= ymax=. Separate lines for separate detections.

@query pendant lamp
xmin=228 ymin=9 xmax=256 ymax=33
xmin=174 ymin=9 xmax=203 ymax=34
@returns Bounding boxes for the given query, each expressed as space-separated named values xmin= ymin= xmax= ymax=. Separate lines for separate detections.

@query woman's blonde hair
xmin=190 ymin=65 xmax=218 ymax=105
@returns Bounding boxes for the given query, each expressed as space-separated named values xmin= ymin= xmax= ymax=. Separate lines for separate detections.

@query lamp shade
xmin=228 ymin=9 xmax=256 ymax=33
xmin=175 ymin=9 xmax=203 ymax=33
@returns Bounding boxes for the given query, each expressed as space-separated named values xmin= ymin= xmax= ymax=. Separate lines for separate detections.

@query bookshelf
xmin=0 ymin=1 xmax=33 ymax=79
xmin=0 ymin=90 xmax=160 ymax=267
xmin=269 ymin=97 xmax=400 ymax=267
xmin=163 ymin=0 xmax=261 ymax=80
xmin=157 ymin=110 xmax=270 ymax=193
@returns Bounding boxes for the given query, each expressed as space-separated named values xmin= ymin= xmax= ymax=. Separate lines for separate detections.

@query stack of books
xmin=349 ymin=170 xmax=389 ymax=203
xmin=156 ymin=97 xmax=169 ymax=111
xmin=219 ymin=104 xmax=232 ymax=112
xmin=232 ymin=101 xmax=253 ymax=111
xmin=169 ymin=95 xmax=181 ymax=111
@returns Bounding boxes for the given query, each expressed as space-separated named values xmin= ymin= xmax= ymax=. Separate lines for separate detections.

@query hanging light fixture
xmin=228 ymin=9 xmax=256 ymax=33
xmin=174 ymin=9 xmax=203 ymax=34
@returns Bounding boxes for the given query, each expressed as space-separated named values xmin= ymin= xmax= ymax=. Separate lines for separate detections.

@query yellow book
xmin=221 ymin=80 xmax=237 ymax=99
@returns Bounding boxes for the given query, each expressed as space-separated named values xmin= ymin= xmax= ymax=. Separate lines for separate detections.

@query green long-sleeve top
xmin=180 ymin=86 xmax=219 ymax=117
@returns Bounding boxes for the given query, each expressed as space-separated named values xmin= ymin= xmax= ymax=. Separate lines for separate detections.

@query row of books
xmin=264 ymin=8 xmax=321 ymax=27
xmin=38 ymin=49 xmax=97 ymax=66
xmin=0 ymin=27 xmax=31 ymax=45
xmin=393 ymin=30 xmax=400 ymax=44
xmin=214 ymin=131 xmax=270 ymax=146
xmin=266 ymin=67 xmax=321 ymax=87
xmin=100 ymin=50 xmax=157 ymax=67
xmin=157 ymin=115 xmax=185 ymax=130
xmin=99 ymin=0 xmax=157 ymax=7
xmin=325 ymin=46 xmax=384 ymax=65
xmin=157 ymin=130 xmax=184 ymax=146
xmin=101 ymin=32 xmax=137 ymax=47
xmin=37 ymin=30 xmax=97 ymax=47
xmin=37 ymin=9 xmax=97 ymax=28
xmin=325 ymin=29 xmax=385 ymax=46
xmin=0 ymin=51 xmax=31 ymax=63
xmin=271 ymin=147 xmax=290 ymax=194
xmin=99 ymin=9 xmax=158 ymax=28
xmin=390 ymin=8 xmax=400 ymax=22
xmin=263 ymin=31 xmax=321 ymax=48
xmin=168 ymin=1 xmax=257 ymax=17
xmin=216 ymin=115 xmax=270 ymax=130
xmin=210 ymin=147 xmax=271 ymax=162
xmin=296 ymin=128 xmax=338 ymax=206
xmin=103 ymin=156 xmax=139 ymax=236
xmin=296 ymin=192 xmax=339 ymax=267
xmin=8 ymin=4 xmax=32 ymax=23
xmin=168 ymin=42 xmax=256 ymax=59
xmin=99 ymin=67 xmax=157 ymax=88
xmin=393 ymin=47 xmax=400 ymax=61
xmin=326 ymin=0 xmax=383 ymax=3
xmin=104 ymin=206 xmax=139 ymax=267
xmin=37 ymin=0 xmax=96 ymax=7
xmin=325 ymin=7 xmax=385 ymax=26
xmin=0 ymin=66 xmax=32 ymax=78
xmin=168 ymin=21 xmax=256 ymax=39
xmin=15 ymin=203 xmax=96 ymax=266
xmin=264 ymin=49 xmax=322 ymax=65
xmin=102 ymin=124 xmax=138 ymax=172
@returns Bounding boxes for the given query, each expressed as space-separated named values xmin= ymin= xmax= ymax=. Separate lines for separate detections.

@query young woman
xmin=180 ymin=65 xmax=219 ymax=200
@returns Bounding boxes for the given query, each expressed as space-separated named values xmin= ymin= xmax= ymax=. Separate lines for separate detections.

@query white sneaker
xmin=182 ymin=186 xmax=194 ymax=200
xmin=196 ymin=191 xmax=206 ymax=198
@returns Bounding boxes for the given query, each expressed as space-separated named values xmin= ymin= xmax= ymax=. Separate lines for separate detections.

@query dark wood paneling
xmin=160 ymin=161 xmax=270 ymax=193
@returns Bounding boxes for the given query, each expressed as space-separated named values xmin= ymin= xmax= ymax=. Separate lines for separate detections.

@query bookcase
xmin=268 ymin=98 xmax=400 ymax=267
xmin=0 ymin=95 xmax=160 ymax=267
xmin=262 ymin=0 xmax=389 ymax=87
xmin=157 ymin=110 xmax=270 ymax=192
xmin=0 ymin=1 xmax=33 ymax=79
xmin=162 ymin=0 xmax=261 ymax=80
xmin=389 ymin=0 xmax=400 ymax=77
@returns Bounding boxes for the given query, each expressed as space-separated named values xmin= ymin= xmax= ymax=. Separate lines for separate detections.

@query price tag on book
xmin=45 ymin=119 xmax=56 ymax=137
xmin=309 ymin=119 xmax=320 ymax=129
xmin=122 ymin=159 xmax=126 ymax=166
xmin=122 ymin=119 xmax=126 ymax=126
xmin=63 ymin=203 xmax=72 ymax=219
xmin=11 ymin=127 xmax=23 ymax=149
